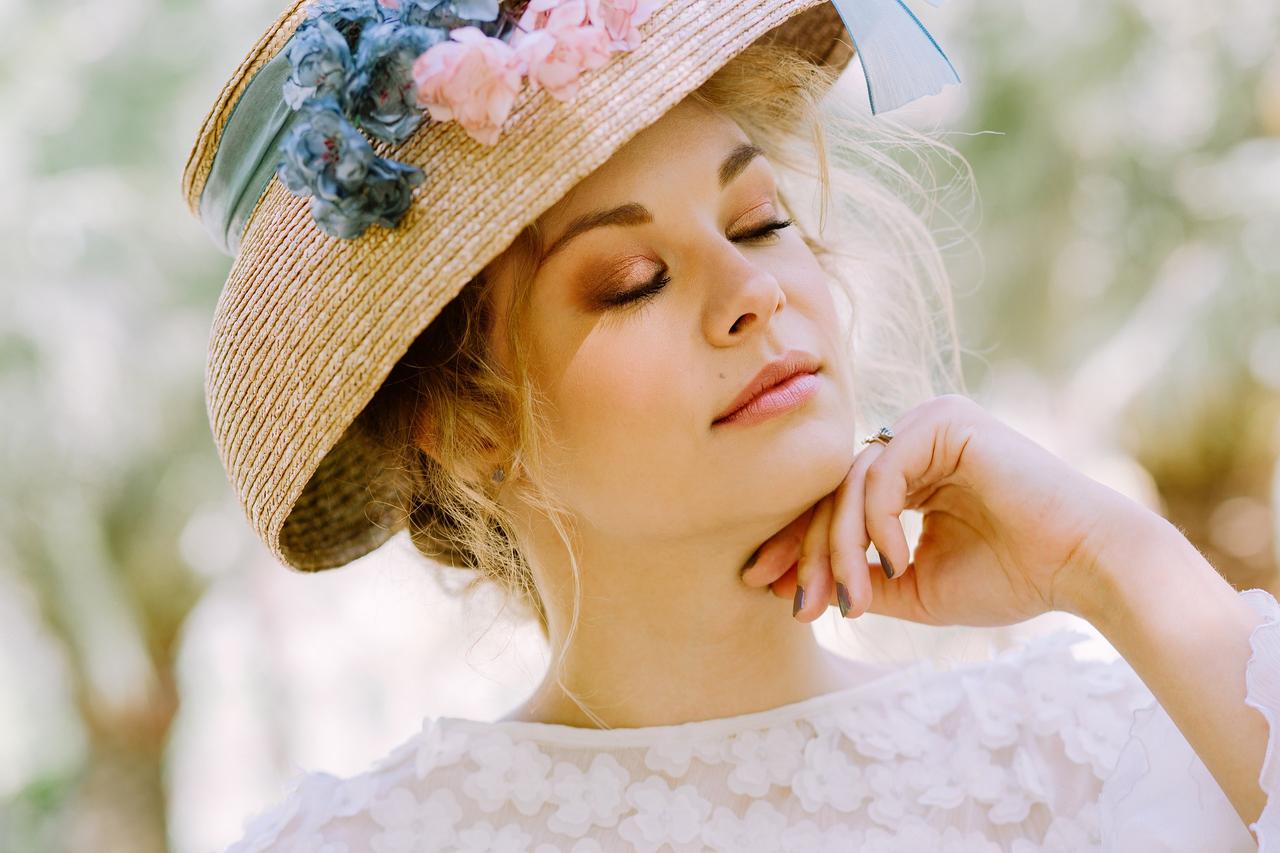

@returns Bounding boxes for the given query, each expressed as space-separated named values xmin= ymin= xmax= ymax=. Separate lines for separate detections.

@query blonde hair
xmin=357 ymin=40 xmax=975 ymax=727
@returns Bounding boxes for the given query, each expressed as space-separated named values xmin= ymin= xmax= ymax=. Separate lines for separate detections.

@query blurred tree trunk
xmin=16 ymin=499 xmax=197 ymax=853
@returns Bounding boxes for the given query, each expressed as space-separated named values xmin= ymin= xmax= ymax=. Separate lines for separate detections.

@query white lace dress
xmin=225 ymin=588 xmax=1280 ymax=852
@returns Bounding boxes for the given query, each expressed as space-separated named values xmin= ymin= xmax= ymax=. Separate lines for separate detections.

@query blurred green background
xmin=1 ymin=0 xmax=1276 ymax=850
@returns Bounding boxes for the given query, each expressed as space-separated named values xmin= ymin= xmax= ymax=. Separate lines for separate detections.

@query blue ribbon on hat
xmin=199 ymin=44 xmax=305 ymax=256
xmin=197 ymin=0 xmax=961 ymax=258
xmin=828 ymin=0 xmax=959 ymax=115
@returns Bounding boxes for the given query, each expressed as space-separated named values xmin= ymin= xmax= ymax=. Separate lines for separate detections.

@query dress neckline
xmin=430 ymin=656 xmax=942 ymax=749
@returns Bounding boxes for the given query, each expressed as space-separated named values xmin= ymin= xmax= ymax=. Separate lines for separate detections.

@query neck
xmin=500 ymin=531 xmax=873 ymax=729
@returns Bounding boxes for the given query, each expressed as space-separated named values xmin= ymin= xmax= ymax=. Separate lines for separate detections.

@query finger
xmin=829 ymin=438 xmax=892 ymax=597
xmin=792 ymin=494 xmax=835 ymax=622
xmin=859 ymin=547 xmax=942 ymax=626
xmin=864 ymin=453 xmax=911 ymax=584
xmin=740 ymin=505 xmax=815 ymax=588
xmin=767 ymin=560 xmax=799 ymax=600
xmin=828 ymin=447 xmax=884 ymax=619
xmin=862 ymin=411 xmax=962 ymax=582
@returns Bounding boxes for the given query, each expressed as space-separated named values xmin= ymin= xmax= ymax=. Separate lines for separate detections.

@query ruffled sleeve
xmin=223 ymin=766 xmax=394 ymax=853
xmin=223 ymin=770 xmax=336 ymax=853
xmin=1098 ymin=587 xmax=1280 ymax=852
xmin=1243 ymin=588 xmax=1280 ymax=846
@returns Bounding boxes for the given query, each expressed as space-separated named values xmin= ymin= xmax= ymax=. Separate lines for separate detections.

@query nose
xmin=699 ymin=235 xmax=787 ymax=344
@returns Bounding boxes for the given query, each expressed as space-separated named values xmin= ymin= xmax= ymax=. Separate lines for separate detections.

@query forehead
xmin=538 ymin=99 xmax=752 ymax=229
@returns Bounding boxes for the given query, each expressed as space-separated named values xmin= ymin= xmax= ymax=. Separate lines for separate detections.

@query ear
xmin=412 ymin=405 xmax=440 ymax=460
xmin=413 ymin=407 xmax=505 ymax=482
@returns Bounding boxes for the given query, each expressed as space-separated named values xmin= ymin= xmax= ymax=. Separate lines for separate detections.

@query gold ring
xmin=861 ymin=426 xmax=894 ymax=446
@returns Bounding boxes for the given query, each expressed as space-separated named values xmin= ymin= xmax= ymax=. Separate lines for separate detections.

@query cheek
xmin=786 ymin=250 xmax=850 ymax=369
xmin=556 ymin=321 xmax=698 ymax=452
xmin=787 ymin=244 xmax=841 ymax=315
xmin=526 ymin=304 xmax=705 ymax=510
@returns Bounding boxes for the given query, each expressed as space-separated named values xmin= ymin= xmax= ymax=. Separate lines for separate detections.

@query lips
xmin=714 ymin=348 xmax=822 ymax=424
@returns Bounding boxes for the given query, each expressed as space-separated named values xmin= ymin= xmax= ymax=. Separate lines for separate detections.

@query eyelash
xmin=605 ymin=217 xmax=794 ymax=311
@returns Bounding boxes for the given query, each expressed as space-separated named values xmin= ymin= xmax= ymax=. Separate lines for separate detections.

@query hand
xmin=740 ymin=394 xmax=1152 ymax=627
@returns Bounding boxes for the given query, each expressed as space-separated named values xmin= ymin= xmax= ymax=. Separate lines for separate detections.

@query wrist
xmin=1051 ymin=496 xmax=1189 ymax=630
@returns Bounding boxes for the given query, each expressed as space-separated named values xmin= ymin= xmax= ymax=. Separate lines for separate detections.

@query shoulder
xmin=223 ymin=721 xmax=445 ymax=853
xmin=963 ymin=627 xmax=1156 ymax=777
xmin=223 ymin=769 xmax=354 ymax=853
xmin=822 ymin=628 xmax=1156 ymax=780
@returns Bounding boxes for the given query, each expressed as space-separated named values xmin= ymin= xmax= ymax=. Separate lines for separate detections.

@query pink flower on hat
xmin=512 ymin=0 xmax=612 ymax=102
xmin=411 ymin=26 xmax=526 ymax=145
xmin=516 ymin=0 xmax=587 ymax=30
xmin=585 ymin=0 xmax=660 ymax=51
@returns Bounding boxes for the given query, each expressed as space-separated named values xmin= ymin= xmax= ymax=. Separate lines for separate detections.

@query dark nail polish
xmin=792 ymin=585 xmax=806 ymax=617
xmin=741 ymin=545 xmax=762 ymax=575
xmin=836 ymin=582 xmax=852 ymax=618
xmin=876 ymin=547 xmax=894 ymax=579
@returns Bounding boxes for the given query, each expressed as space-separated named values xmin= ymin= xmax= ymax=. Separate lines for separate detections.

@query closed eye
xmin=735 ymin=217 xmax=794 ymax=242
xmin=606 ymin=217 xmax=794 ymax=311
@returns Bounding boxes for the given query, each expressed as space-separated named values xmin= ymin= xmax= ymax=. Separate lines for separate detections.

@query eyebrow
xmin=538 ymin=142 xmax=766 ymax=265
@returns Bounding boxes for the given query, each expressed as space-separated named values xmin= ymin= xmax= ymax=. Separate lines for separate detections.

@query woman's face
xmin=486 ymin=97 xmax=859 ymax=545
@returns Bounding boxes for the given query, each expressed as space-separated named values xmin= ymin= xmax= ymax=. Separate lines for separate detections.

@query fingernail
xmin=792 ymin=585 xmax=806 ymax=617
xmin=876 ymin=547 xmax=895 ymax=579
xmin=836 ymin=582 xmax=852 ymax=618
xmin=741 ymin=545 xmax=763 ymax=576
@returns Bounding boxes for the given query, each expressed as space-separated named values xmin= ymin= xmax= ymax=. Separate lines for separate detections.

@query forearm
xmin=1064 ymin=508 xmax=1270 ymax=838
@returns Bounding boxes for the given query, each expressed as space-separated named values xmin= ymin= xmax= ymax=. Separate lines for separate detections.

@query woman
xmin=185 ymin=0 xmax=1280 ymax=849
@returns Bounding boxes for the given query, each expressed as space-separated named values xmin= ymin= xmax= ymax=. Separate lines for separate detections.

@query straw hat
xmin=181 ymin=0 xmax=957 ymax=573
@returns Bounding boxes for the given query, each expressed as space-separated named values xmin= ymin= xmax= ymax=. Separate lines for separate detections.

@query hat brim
xmin=187 ymin=0 xmax=856 ymax=572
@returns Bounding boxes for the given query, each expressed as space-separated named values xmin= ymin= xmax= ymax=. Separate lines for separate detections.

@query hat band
xmin=198 ymin=43 xmax=302 ymax=257
xmin=197 ymin=0 xmax=959 ymax=259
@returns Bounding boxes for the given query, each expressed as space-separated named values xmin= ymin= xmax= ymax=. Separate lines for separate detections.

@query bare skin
xmin=435 ymin=95 xmax=873 ymax=728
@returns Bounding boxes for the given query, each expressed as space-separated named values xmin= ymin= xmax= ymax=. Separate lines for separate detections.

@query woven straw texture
xmin=184 ymin=0 xmax=856 ymax=572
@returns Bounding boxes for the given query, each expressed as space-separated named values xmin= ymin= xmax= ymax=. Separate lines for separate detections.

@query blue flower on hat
xmin=345 ymin=21 xmax=447 ymax=144
xmin=277 ymin=96 xmax=424 ymax=238
xmin=310 ymin=156 xmax=425 ymax=237
xmin=397 ymin=0 xmax=502 ymax=32
xmin=310 ymin=196 xmax=373 ymax=239
xmin=305 ymin=0 xmax=393 ymax=48
xmin=278 ymin=96 xmax=377 ymax=201
xmin=359 ymin=156 xmax=425 ymax=220
xmin=283 ymin=17 xmax=355 ymax=110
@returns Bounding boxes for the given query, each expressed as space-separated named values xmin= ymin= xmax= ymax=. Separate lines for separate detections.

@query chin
xmin=741 ymin=431 xmax=857 ymax=507
xmin=798 ymin=443 xmax=859 ymax=493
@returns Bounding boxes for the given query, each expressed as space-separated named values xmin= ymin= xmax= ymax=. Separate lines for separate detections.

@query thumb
xmin=859 ymin=557 xmax=942 ymax=625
